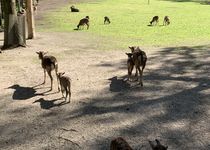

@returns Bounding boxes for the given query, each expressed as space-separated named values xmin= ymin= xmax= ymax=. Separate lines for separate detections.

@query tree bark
xmin=26 ymin=0 xmax=35 ymax=39
xmin=2 ymin=0 xmax=26 ymax=50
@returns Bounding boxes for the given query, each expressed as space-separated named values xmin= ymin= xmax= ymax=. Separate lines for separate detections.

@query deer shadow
xmin=33 ymin=98 xmax=69 ymax=109
xmin=108 ymin=76 xmax=131 ymax=92
xmin=8 ymin=84 xmax=44 ymax=100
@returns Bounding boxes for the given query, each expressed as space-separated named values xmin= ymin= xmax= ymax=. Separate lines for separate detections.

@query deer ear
xmin=62 ymin=72 xmax=65 ymax=75
xmin=36 ymin=51 xmax=40 ymax=54
xmin=128 ymin=46 xmax=132 ymax=49
xmin=155 ymin=139 xmax=161 ymax=145
xmin=125 ymin=53 xmax=132 ymax=56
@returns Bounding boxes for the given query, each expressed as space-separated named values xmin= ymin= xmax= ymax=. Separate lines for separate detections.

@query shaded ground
xmin=0 ymin=0 xmax=210 ymax=150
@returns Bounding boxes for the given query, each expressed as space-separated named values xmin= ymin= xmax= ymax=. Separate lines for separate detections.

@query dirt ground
xmin=0 ymin=0 xmax=210 ymax=150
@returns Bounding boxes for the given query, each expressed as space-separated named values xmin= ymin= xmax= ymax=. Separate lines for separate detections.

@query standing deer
xmin=126 ymin=53 xmax=134 ymax=81
xmin=104 ymin=16 xmax=111 ymax=24
xmin=57 ymin=72 xmax=71 ymax=103
xmin=128 ymin=46 xmax=147 ymax=86
xmin=36 ymin=51 xmax=60 ymax=91
xmin=163 ymin=16 xmax=170 ymax=26
xmin=150 ymin=16 xmax=159 ymax=26
xmin=77 ymin=16 xmax=89 ymax=30
xmin=149 ymin=139 xmax=168 ymax=150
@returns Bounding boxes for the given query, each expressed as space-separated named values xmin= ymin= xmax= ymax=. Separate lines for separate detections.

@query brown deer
xmin=149 ymin=139 xmax=168 ymax=150
xmin=128 ymin=46 xmax=147 ymax=86
xmin=36 ymin=51 xmax=60 ymax=91
xmin=57 ymin=72 xmax=71 ymax=102
xmin=163 ymin=16 xmax=170 ymax=26
xmin=110 ymin=137 xmax=133 ymax=150
xmin=104 ymin=16 xmax=111 ymax=24
xmin=126 ymin=53 xmax=134 ymax=81
xmin=150 ymin=16 xmax=159 ymax=26
xmin=77 ymin=16 xmax=89 ymax=30
xmin=70 ymin=5 xmax=79 ymax=12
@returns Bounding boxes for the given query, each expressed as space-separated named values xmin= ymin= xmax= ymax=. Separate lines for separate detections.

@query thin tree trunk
xmin=26 ymin=0 xmax=35 ymax=39
xmin=0 ymin=0 xmax=2 ymax=27
xmin=2 ymin=0 xmax=26 ymax=49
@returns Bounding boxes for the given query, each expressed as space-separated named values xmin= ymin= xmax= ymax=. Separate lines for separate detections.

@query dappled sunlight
xmin=163 ymin=120 xmax=189 ymax=130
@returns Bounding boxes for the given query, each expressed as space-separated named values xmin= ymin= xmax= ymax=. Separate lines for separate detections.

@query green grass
xmin=38 ymin=0 xmax=210 ymax=47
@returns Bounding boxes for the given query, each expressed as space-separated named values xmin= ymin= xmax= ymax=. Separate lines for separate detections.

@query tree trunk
xmin=2 ymin=0 xmax=26 ymax=50
xmin=0 ymin=0 xmax=2 ymax=27
xmin=26 ymin=0 xmax=35 ymax=39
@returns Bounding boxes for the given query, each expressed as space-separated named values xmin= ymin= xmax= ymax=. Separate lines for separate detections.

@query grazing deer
xmin=128 ymin=46 xmax=147 ymax=86
xmin=110 ymin=137 xmax=133 ymax=150
xmin=77 ymin=16 xmax=89 ymax=30
xmin=149 ymin=139 xmax=168 ymax=150
xmin=104 ymin=16 xmax=111 ymax=24
xmin=150 ymin=16 xmax=159 ymax=26
xmin=163 ymin=16 xmax=170 ymax=26
xmin=70 ymin=5 xmax=79 ymax=12
xmin=57 ymin=72 xmax=71 ymax=102
xmin=36 ymin=51 xmax=60 ymax=91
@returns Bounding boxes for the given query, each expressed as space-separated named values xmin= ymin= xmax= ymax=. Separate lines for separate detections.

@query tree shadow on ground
xmin=1 ymin=45 xmax=210 ymax=149
xmin=66 ymin=44 xmax=210 ymax=149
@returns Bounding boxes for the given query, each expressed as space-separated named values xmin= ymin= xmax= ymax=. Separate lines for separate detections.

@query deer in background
xmin=104 ymin=16 xmax=111 ymax=24
xmin=77 ymin=16 xmax=89 ymax=30
xmin=150 ymin=16 xmax=159 ymax=26
xmin=36 ymin=51 xmax=60 ymax=91
xmin=70 ymin=5 xmax=79 ymax=12
xmin=57 ymin=72 xmax=71 ymax=103
xmin=163 ymin=16 xmax=170 ymax=26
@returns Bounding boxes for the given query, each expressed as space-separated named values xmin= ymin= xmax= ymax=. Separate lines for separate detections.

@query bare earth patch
xmin=0 ymin=0 xmax=210 ymax=150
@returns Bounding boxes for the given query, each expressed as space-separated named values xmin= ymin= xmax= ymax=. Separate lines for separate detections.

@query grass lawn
xmin=38 ymin=0 xmax=210 ymax=48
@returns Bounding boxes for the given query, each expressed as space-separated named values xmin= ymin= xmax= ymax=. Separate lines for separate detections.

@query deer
xmin=104 ymin=16 xmax=111 ymax=24
xmin=110 ymin=137 xmax=133 ymax=150
xmin=149 ymin=139 xmax=168 ymax=150
xmin=110 ymin=137 xmax=168 ymax=150
xmin=77 ymin=16 xmax=89 ymax=30
xmin=150 ymin=16 xmax=159 ymax=26
xmin=126 ymin=53 xmax=134 ymax=81
xmin=127 ymin=46 xmax=147 ymax=86
xmin=70 ymin=5 xmax=79 ymax=12
xmin=57 ymin=72 xmax=71 ymax=103
xmin=163 ymin=16 xmax=170 ymax=26
xmin=36 ymin=51 xmax=60 ymax=91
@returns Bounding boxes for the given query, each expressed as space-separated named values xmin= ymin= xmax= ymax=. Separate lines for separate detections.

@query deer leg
xmin=55 ymin=67 xmax=60 ymax=92
xmin=86 ymin=23 xmax=89 ymax=30
xmin=65 ymin=87 xmax=68 ymax=101
xmin=42 ymin=69 xmax=46 ymax=84
xmin=68 ymin=84 xmax=71 ymax=103
xmin=138 ymin=67 xmax=143 ymax=86
xmin=134 ymin=66 xmax=138 ymax=81
xmin=61 ymin=86 xmax=65 ymax=98
xmin=47 ymin=70 xmax=53 ymax=91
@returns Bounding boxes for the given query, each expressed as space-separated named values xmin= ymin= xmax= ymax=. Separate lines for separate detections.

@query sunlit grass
xmin=38 ymin=0 xmax=210 ymax=47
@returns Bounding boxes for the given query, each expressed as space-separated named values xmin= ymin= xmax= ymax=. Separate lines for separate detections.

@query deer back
xmin=110 ymin=137 xmax=133 ymax=150
xmin=42 ymin=55 xmax=57 ymax=70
